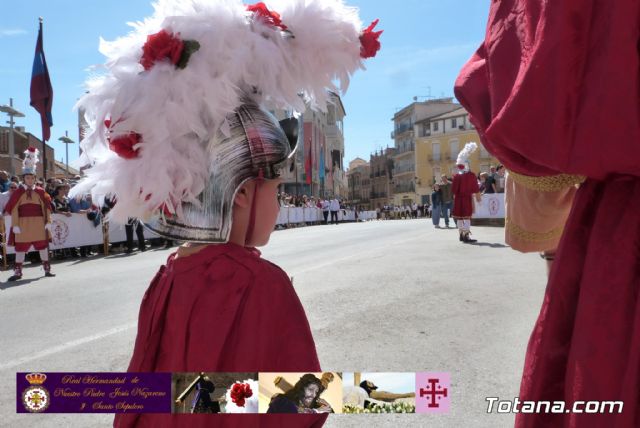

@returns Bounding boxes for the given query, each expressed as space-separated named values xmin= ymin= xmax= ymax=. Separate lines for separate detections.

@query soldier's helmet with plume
xmin=22 ymin=147 xmax=39 ymax=176
xmin=456 ymin=142 xmax=478 ymax=173
xmin=72 ymin=0 xmax=382 ymax=242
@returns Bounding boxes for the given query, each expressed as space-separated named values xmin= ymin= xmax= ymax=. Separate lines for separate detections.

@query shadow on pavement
xmin=468 ymin=242 xmax=510 ymax=248
xmin=0 ymin=277 xmax=41 ymax=289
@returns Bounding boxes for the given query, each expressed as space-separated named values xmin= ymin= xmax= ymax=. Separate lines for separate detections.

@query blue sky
xmin=0 ymin=0 xmax=490 ymax=167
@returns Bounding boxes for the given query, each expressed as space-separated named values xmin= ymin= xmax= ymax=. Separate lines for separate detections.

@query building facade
xmin=391 ymin=98 xmax=461 ymax=206
xmin=280 ymin=92 xmax=347 ymax=199
xmin=54 ymin=160 xmax=80 ymax=178
xmin=346 ymin=157 xmax=371 ymax=209
xmin=0 ymin=126 xmax=55 ymax=178
xmin=323 ymin=93 xmax=347 ymax=199
xmin=369 ymin=147 xmax=396 ymax=209
xmin=415 ymin=107 xmax=502 ymax=203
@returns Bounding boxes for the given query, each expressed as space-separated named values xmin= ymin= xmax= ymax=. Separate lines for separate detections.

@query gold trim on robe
xmin=508 ymin=171 xmax=585 ymax=192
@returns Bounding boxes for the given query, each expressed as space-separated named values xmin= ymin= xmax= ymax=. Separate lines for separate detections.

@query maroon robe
xmin=114 ymin=242 xmax=326 ymax=427
xmin=452 ymin=171 xmax=479 ymax=219
xmin=455 ymin=0 xmax=639 ymax=426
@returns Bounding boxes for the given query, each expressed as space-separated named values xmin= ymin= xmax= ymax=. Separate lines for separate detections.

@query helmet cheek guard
xmin=144 ymin=100 xmax=298 ymax=243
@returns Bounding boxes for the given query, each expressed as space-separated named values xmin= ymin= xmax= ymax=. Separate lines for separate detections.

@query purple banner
xmin=17 ymin=372 xmax=171 ymax=413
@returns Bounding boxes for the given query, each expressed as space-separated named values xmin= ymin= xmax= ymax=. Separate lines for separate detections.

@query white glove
xmin=45 ymin=223 xmax=52 ymax=232
xmin=12 ymin=226 xmax=21 ymax=234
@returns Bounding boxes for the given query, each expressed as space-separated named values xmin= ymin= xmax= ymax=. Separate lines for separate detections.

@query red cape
xmin=452 ymin=172 xmax=479 ymax=218
xmin=114 ymin=243 xmax=326 ymax=428
xmin=454 ymin=0 xmax=639 ymax=180
xmin=3 ymin=186 xmax=51 ymax=216
xmin=4 ymin=186 xmax=52 ymax=247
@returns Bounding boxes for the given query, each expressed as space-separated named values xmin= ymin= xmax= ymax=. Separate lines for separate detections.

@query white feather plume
xmin=456 ymin=142 xmax=478 ymax=166
xmin=72 ymin=0 xmax=375 ymax=222
xmin=23 ymin=148 xmax=40 ymax=174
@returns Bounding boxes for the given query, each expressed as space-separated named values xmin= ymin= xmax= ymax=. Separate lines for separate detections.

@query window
xmin=432 ymin=143 xmax=440 ymax=161
xmin=451 ymin=118 xmax=457 ymax=128
xmin=433 ymin=121 xmax=439 ymax=131
xmin=449 ymin=140 xmax=459 ymax=160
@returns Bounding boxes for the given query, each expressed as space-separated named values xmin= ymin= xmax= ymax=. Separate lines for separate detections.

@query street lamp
xmin=58 ymin=131 xmax=75 ymax=177
xmin=0 ymin=98 xmax=25 ymax=176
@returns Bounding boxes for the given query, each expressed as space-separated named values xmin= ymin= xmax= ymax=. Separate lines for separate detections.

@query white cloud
xmin=0 ymin=28 xmax=28 ymax=37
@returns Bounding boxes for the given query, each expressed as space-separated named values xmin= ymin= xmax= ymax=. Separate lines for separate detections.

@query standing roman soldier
xmin=452 ymin=142 xmax=482 ymax=243
xmin=4 ymin=147 xmax=55 ymax=281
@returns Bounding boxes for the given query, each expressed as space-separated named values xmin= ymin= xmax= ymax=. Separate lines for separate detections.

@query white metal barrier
xmin=1 ymin=207 xmax=380 ymax=253
xmin=2 ymin=214 xmax=159 ymax=254
xmin=275 ymin=207 xmax=378 ymax=225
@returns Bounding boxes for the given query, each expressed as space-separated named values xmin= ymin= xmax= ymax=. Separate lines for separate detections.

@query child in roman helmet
xmin=71 ymin=0 xmax=381 ymax=426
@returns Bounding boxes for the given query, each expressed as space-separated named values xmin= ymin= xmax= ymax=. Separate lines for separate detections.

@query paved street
xmin=0 ymin=219 xmax=546 ymax=427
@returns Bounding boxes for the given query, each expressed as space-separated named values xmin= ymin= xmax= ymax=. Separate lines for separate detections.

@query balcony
xmin=370 ymin=191 xmax=388 ymax=199
xmin=394 ymin=168 xmax=415 ymax=177
xmin=392 ymin=124 xmax=414 ymax=139
xmin=395 ymin=183 xmax=415 ymax=193
xmin=325 ymin=124 xmax=341 ymax=139
xmin=427 ymin=155 xmax=441 ymax=162
xmin=395 ymin=145 xmax=415 ymax=156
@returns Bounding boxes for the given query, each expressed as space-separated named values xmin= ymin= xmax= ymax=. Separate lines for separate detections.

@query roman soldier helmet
xmin=72 ymin=0 xmax=382 ymax=243
xmin=456 ymin=142 xmax=478 ymax=173
xmin=147 ymin=101 xmax=300 ymax=242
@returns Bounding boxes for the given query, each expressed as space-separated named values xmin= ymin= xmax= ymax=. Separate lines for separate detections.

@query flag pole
xmin=39 ymin=17 xmax=48 ymax=180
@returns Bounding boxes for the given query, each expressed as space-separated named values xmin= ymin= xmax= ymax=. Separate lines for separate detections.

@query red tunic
xmin=114 ymin=243 xmax=326 ymax=428
xmin=455 ymin=1 xmax=640 ymax=426
xmin=452 ymin=172 xmax=479 ymax=219
xmin=4 ymin=186 xmax=52 ymax=251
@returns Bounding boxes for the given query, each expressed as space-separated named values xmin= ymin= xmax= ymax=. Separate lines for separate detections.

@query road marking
xmin=0 ymin=323 xmax=136 ymax=371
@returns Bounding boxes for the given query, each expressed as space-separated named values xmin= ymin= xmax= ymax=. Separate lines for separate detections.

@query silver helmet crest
xmin=144 ymin=100 xmax=298 ymax=242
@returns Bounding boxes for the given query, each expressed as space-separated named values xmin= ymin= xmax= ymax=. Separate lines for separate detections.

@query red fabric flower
xmin=359 ymin=19 xmax=382 ymax=59
xmin=27 ymin=147 xmax=37 ymax=153
xmin=230 ymin=383 xmax=253 ymax=407
xmin=140 ymin=30 xmax=185 ymax=71
xmin=104 ymin=119 xmax=142 ymax=159
xmin=246 ymin=2 xmax=287 ymax=31
xmin=158 ymin=202 xmax=174 ymax=216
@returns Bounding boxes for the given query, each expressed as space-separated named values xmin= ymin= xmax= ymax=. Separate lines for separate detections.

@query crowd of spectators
xmin=0 ymin=172 xmax=172 ymax=264
xmin=0 ymin=166 xmax=509 ymax=260
xmin=478 ymin=165 xmax=506 ymax=194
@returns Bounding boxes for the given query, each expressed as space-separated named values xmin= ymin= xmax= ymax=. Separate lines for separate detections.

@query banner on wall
xmin=3 ymin=214 xmax=159 ymax=254
xmin=473 ymin=194 xmax=505 ymax=219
